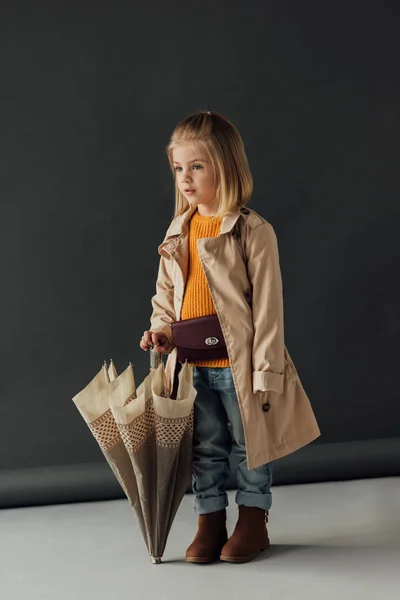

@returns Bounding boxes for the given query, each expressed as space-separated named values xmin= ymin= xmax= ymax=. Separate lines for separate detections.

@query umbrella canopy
xmin=72 ymin=352 xmax=196 ymax=563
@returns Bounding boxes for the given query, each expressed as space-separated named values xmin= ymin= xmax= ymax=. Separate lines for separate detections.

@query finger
xmin=142 ymin=334 xmax=153 ymax=348
xmin=151 ymin=333 xmax=160 ymax=345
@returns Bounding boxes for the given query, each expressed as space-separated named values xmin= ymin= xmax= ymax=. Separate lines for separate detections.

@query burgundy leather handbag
xmin=171 ymin=314 xmax=228 ymax=364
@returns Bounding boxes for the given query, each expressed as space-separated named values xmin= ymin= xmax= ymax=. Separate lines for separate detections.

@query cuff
xmin=253 ymin=370 xmax=284 ymax=394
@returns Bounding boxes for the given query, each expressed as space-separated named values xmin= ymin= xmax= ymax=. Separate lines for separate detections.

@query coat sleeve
xmin=246 ymin=221 xmax=285 ymax=394
xmin=149 ymin=253 xmax=176 ymax=348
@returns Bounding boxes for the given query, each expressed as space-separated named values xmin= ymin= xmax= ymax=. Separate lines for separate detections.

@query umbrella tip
xmin=151 ymin=557 xmax=162 ymax=564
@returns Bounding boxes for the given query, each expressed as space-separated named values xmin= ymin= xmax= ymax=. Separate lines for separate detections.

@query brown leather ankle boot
xmin=185 ymin=509 xmax=228 ymax=563
xmin=220 ymin=506 xmax=270 ymax=563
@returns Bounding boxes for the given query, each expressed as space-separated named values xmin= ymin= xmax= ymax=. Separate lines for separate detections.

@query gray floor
xmin=1 ymin=477 xmax=399 ymax=600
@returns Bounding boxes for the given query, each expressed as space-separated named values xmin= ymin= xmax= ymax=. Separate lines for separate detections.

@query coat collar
xmin=166 ymin=204 xmax=242 ymax=237
xmin=158 ymin=205 xmax=243 ymax=255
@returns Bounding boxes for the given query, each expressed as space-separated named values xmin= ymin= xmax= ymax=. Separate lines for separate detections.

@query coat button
xmin=262 ymin=402 xmax=271 ymax=412
xmin=240 ymin=207 xmax=250 ymax=214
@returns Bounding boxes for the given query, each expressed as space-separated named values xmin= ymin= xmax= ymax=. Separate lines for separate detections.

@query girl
xmin=140 ymin=110 xmax=320 ymax=564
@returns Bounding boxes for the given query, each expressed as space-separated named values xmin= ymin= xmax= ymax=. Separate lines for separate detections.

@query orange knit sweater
xmin=180 ymin=209 xmax=230 ymax=368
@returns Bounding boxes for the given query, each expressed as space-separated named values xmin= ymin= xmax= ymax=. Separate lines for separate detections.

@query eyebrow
xmin=172 ymin=158 xmax=207 ymax=165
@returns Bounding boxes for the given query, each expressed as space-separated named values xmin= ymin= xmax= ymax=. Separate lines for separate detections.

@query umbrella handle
xmin=149 ymin=344 xmax=163 ymax=371
xmin=149 ymin=345 xmax=173 ymax=398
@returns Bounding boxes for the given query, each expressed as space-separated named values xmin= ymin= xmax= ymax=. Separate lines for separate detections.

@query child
xmin=140 ymin=110 xmax=320 ymax=564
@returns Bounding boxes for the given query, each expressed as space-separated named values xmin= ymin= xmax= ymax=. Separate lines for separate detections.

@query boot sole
xmin=220 ymin=541 xmax=270 ymax=564
xmin=185 ymin=555 xmax=219 ymax=564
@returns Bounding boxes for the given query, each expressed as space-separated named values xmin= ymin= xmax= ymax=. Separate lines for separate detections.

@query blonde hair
xmin=165 ymin=110 xmax=253 ymax=219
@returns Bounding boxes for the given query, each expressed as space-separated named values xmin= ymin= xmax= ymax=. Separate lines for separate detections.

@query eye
xmin=173 ymin=164 xmax=203 ymax=171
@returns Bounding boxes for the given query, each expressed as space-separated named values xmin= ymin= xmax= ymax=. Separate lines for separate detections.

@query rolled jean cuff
xmin=194 ymin=493 xmax=229 ymax=515
xmin=235 ymin=490 xmax=272 ymax=511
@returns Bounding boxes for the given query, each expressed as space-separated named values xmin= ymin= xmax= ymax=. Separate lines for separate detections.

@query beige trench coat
xmin=150 ymin=204 xmax=321 ymax=469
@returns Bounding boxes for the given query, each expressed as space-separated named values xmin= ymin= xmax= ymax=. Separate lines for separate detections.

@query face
xmin=172 ymin=142 xmax=220 ymax=216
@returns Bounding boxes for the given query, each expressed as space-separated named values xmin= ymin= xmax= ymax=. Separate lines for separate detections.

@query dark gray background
xmin=1 ymin=0 xmax=399 ymax=507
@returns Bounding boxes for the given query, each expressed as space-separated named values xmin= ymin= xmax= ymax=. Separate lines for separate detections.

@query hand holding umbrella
xmin=140 ymin=330 xmax=174 ymax=355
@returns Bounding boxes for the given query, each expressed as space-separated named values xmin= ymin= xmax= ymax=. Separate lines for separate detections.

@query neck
xmin=196 ymin=207 xmax=219 ymax=217
xmin=194 ymin=198 xmax=220 ymax=217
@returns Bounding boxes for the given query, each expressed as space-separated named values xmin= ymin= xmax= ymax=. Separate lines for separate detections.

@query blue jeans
xmin=192 ymin=366 xmax=273 ymax=515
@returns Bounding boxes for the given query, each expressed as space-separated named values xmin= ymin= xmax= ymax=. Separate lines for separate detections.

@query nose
xmin=181 ymin=167 xmax=192 ymax=183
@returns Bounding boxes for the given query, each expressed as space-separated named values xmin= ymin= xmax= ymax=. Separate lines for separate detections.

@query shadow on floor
xmin=162 ymin=540 xmax=397 ymax=566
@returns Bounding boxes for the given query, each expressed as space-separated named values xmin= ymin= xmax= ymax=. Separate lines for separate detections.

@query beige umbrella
xmin=72 ymin=350 xmax=195 ymax=563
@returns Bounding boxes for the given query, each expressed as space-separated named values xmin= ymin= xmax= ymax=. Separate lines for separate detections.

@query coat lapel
xmin=158 ymin=205 xmax=242 ymax=257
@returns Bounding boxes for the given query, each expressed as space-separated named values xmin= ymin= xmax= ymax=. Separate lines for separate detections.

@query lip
xmin=184 ymin=189 xmax=196 ymax=194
